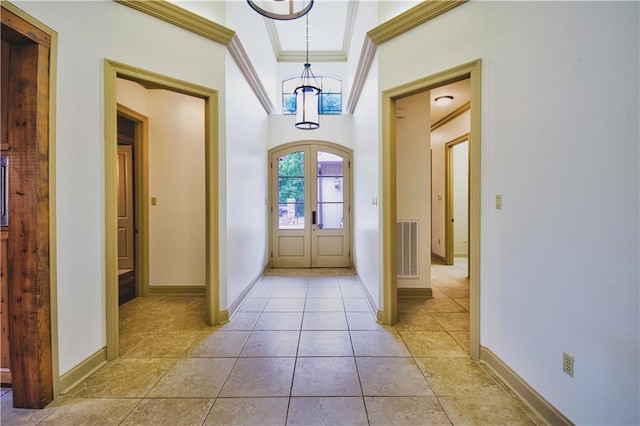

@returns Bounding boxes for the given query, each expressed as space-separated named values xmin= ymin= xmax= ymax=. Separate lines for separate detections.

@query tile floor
xmin=1 ymin=259 xmax=544 ymax=425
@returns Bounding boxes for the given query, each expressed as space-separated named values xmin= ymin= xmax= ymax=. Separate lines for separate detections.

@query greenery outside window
xmin=283 ymin=75 xmax=342 ymax=115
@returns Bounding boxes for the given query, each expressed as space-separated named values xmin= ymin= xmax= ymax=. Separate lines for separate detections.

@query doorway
xmin=104 ymin=60 xmax=220 ymax=361
xmin=445 ymin=134 xmax=469 ymax=274
xmin=270 ymin=142 xmax=351 ymax=268
xmin=117 ymin=114 xmax=136 ymax=304
xmin=381 ymin=59 xmax=481 ymax=359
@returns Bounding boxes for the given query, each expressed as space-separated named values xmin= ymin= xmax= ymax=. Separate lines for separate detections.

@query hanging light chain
xmin=305 ymin=14 xmax=309 ymax=64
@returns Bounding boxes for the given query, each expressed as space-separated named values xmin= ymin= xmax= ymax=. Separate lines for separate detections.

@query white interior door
xmin=271 ymin=143 xmax=350 ymax=268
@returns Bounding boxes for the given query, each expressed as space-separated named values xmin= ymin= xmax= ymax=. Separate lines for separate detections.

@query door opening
xmin=117 ymin=114 xmax=137 ymax=304
xmin=270 ymin=142 xmax=351 ymax=268
xmin=445 ymin=134 xmax=469 ymax=276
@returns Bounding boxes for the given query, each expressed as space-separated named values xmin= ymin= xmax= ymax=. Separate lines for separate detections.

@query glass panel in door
xmin=316 ymin=151 xmax=343 ymax=230
xmin=278 ymin=151 xmax=305 ymax=230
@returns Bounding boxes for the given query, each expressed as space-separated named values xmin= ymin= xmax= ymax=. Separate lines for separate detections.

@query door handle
xmin=312 ymin=211 xmax=317 ymax=225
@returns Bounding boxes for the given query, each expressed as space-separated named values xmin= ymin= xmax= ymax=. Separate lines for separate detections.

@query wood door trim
xmin=444 ymin=133 xmax=470 ymax=265
xmin=1 ymin=2 xmax=58 ymax=408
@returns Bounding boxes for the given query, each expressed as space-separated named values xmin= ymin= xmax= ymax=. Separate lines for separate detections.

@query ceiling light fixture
xmin=247 ymin=0 xmax=313 ymax=21
xmin=294 ymin=14 xmax=320 ymax=130
xmin=434 ymin=95 xmax=454 ymax=106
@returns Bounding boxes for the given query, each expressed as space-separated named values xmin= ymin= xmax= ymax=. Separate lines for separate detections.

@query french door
xmin=271 ymin=143 xmax=351 ymax=267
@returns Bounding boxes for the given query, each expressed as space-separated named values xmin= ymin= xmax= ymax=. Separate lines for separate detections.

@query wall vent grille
xmin=397 ymin=220 xmax=419 ymax=278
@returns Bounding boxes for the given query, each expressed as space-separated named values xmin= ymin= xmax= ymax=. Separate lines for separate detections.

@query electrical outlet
xmin=563 ymin=352 xmax=574 ymax=377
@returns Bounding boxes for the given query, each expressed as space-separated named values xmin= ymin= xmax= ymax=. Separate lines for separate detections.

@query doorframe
xmin=104 ymin=60 xmax=220 ymax=361
xmin=117 ymin=104 xmax=150 ymax=297
xmin=445 ymin=133 xmax=470 ymax=266
xmin=1 ymin=2 xmax=59 ymax=406
xmin=381 ymin=59 xmax=481 ymax=359
xmin=268 ymin=140 xmax=353 ymax=269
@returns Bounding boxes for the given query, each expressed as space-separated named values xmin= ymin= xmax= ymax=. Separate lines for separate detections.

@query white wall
xmin=223 ymin=49 xmax=270 ymax=310
xmin=15 ymin=0 xmax=227 ymax=376
xmin=351 ymin=55 xmax=380 ymax=308
xmin=452 ymin=141 xmax=468 ymax=257
xmin=268 ymin=114 xmax=353 ymax=150
xmin=376 ymin=1 xmax=639 ymax=423
xmin=116 ymin=80 xmax=207 ymax=288
xmin=396 ymin=93 xmax=431 ymax=289
xmin=431 ymin=110 xmax=470 ymax=259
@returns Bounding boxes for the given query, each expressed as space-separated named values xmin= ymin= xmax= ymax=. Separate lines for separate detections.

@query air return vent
xmin=397 ymin=220 xmax=419 ymax=278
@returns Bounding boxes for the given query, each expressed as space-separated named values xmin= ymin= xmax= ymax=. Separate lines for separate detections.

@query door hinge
xmin=271 ymin=251 xmax=273 ymax=258
xmin=271 ymin=206 xmax=273 ymax=214
xmin=348 ymin=160 xmax=351 ymax=169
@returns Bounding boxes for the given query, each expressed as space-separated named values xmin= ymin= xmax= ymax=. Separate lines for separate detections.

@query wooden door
xmin=117 ymin=145 xmax=134 ymax=270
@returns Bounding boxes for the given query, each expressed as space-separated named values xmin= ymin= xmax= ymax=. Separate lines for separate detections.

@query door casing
xmin=445 ymin=133 xmax=470 ymax=266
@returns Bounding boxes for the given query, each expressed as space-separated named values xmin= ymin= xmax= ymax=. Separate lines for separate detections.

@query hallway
xmin=1 ymin=265 xmax=541 ymax=425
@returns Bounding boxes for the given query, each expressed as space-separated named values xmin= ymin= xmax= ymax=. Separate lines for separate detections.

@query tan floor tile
xmin=292 ymin=357 xmax=361 ymax=396
xmin=121 ymin=330 xmax=201 ymax=358
xmin=121 ymin=398 xmax=214 ymax=426
xmin=255 ymin=312 xmax=303 ymax=330
xmin=38 ymin=398 xmax=139 ymax=426
xmin=287 ymin=397 xmax=368 ymax=426
xmin=219 ymin=358 xmax=295 ymax=397
xmin=238 ymin=297 xmax=269 ymax=312
xmin=394 ymin=312 xmax=444 ymax=331
xmin=148 ymin=358 xmax=235 ymax=398
xmin=346 ymin=312 xmax=385 ymax=330
xmin=302 ymin=312 xmax=348 ymax=330
xmin=350 ymin=330 xmax=411 ymax=357
xmin=205 ymin=398 xmax=288 ymax=426
xmin=298 ymin=330 xmax=354 ymax=356
xmin=249 ymin=287 xmax=274 ymax=298
xmin=264 ymin=297 xmax=306 ymax=312
xmin=307 ymin=287 xmax=342 ymax=298
xmin=215 ymin=312 xmax=260 ymax=331
xmin=240 ymin=330 xmax=300 ymax=357
xmin=449 ymin=331 xmax=470 ymax=354
xmin=415 ymin=358 xmax=503 ymax=397
xmin=186 ymin=330 xmax=250 ymax=358
xmin=400 ymin=331 xmax=468 ymax=358
xmin=421 ymin=298 xmax=467 ymax=313
xmin=431 ymin=313 xmax=470 ymax=331
xmin=341 ymin=285 xmax=365 ymax=298
xmin=271 ymin=287 xmax=307 ymax=298
xmin=357 ymin=357 xmax=433 ymax=397
xmin=308 ymin=277 xmax=341 ymax=287
xmin=439 ymin=394 xmax=536 ymax=426
xmin=1 ymin=391 xmax=58 ymax=425
xmin=453 ymin=298 xmax=470 ymax=311
xmin=436 ymin=286 xmax=470 ymax=299
xmin=69 ymin=358 xmax=177 ymax=398
xmin=304 ymin=297 xmax=344 ymax=312
xmin=365 ymin=396 xmax=452 ymax=425
xmin=343 ymin=298 xmax=372 ymax=312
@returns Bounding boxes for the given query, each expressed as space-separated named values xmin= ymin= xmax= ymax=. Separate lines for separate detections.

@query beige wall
xmin=395 ymin=92 xmax=431 ymax=289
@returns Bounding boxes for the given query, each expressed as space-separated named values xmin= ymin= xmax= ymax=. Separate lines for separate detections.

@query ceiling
xmin=169 ymin=1 xmax=470 ymax=118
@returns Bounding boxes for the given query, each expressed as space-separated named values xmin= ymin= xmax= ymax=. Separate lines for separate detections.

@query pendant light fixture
xmin=294 ymin=14 xmax=321 ymax=130
xmin=247 ymin=0 xmax=313 ymax=21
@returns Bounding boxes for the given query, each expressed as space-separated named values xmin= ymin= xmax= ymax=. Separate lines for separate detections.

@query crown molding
xmin=346 ymin=36 xmax=376 ymax=114
xmin=277 ymin=50 xmax=348 ymax=63
xmin=228 ymin=34 xmax=276 ymax=114
xmin=114 ymin=0 xmax=234 ymax=45
xmin=114 ymin=0 xmax=274 ymax=114
xmin=368 ymin=0 xmax=468 ymax=45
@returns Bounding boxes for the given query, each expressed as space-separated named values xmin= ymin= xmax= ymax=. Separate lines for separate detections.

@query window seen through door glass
xmin=278 ymin=151 xmax=305 ymax=229
xmin=316 ymin=151 xmax=344 ymax=229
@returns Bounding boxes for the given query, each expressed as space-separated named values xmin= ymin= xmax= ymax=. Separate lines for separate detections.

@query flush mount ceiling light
xmin=294 ymin=14 xmax=321 ymax=130
xmin=247 ymin=0 xmax=313 ymax=20
xmin=434 ymin=95 xmax=454 ymax=106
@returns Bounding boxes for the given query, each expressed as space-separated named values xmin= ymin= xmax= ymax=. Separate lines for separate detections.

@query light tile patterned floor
xmin=1 ymin=260 xmax=544 ymax=425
